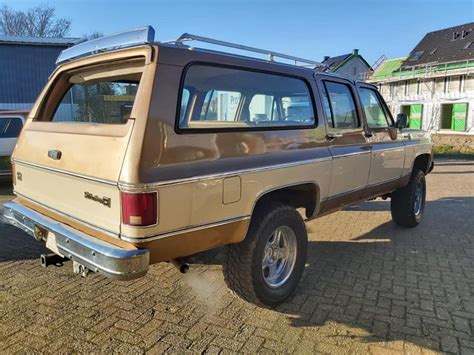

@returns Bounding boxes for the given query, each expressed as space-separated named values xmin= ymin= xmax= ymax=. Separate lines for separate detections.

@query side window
xmin=249 ymin=94 xmax=276 ymax=122
xmin=281 ymin=94 xmax=313 ymax=124
xmin=200 ymin=90 xmax=241 ymax=121
xmin=178 ymin=65 xmax=315 ymax=129
xmin=0 ymin=117 xmax=23 ymax=138
xmin=359 ymin=88 xmax=390 ymax=128
xmin=179 ymin=88 xmax=190 ymax=123
xmin=322 ymin=81 xmax=359 ymax=129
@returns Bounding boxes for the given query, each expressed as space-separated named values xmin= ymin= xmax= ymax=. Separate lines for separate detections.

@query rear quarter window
xmin=178 ymin=64 xmax=316 ymax=131
xmin=0 ymin=117 xmax=23 ymax=138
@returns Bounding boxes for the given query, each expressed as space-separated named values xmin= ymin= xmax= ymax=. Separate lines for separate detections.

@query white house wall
xmin=377 ymin=74 xmax=474 ymax=134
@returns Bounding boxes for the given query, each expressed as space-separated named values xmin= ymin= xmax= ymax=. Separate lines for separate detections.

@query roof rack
xmin=171 ymin=33 xmax=326 ymax=69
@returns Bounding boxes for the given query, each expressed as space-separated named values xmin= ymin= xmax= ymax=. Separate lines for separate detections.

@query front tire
xmin=390 ymin=169 xmax=426 ymax=227
xmin=223 ymin=203 xmax=308 ymax=307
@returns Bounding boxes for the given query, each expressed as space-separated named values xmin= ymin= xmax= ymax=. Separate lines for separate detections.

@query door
xmin=12 ymin=57 xmax=149 ymax=235
xmin=318 ymin=78 xmax=371 ymax=208
xmin=452 ymin=103 xmax=468 ymax=131
xmin=358 ymin=86 xmax=404 ymax=186
xmin=409 ymin=104 xmax=423 ymax=129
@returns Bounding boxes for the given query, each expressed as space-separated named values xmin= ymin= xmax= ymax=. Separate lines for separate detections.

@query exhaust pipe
xmin=171 ymin=258 xmax=189 ymax=274
xmin=40 ymin=253 xmax=68 ymax=268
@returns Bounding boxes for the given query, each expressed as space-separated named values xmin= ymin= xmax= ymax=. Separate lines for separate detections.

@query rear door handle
xmin=48 ymin=150 xmax=62 ymax=160
xmin=326 ymin=133 xmax=343 ymax=140
xmin=360 ymin=145 xmax=372 ymax=151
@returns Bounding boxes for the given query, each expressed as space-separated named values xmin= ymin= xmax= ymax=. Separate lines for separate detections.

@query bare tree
xmin=0 ymin=4 xmax=71 ymax=37
xmin=83 ymin=31 xmax=103 ymax=40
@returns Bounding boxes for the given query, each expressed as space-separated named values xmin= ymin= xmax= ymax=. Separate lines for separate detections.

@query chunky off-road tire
xmin=223 ymin=203 xmax=308 ymax=307
xmin=390 ymin=169 xmax=426 ymax=227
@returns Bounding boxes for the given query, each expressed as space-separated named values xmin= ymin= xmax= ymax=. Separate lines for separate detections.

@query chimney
xmin=323 ymin=56 xmax=330 ymax=61
xmin=352 ymin=49 xmax=359 ymax=56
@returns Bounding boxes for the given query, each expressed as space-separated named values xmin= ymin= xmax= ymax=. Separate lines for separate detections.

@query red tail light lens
xmin=121 ymin=192 xmax=157 ymax=226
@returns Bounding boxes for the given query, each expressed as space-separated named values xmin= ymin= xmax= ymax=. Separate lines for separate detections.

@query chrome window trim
xmin=14 ymin=159 xmax=117 ymax=186
xmin=121 ymin=215 xmax=251 ymax=243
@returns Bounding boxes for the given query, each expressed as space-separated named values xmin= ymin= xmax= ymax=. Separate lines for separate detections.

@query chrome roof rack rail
xmin=171 ymin=33 xmax=326 ymax=69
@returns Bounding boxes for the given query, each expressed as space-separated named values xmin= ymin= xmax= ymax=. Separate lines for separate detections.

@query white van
xmin=0 ymin=112 xmax=26 ymax=176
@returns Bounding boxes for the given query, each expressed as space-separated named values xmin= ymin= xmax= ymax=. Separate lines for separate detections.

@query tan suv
xmin=2 ymin=27 xmax=433 ymax=306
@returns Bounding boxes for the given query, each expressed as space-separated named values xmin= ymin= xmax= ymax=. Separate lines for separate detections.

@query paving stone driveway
xmin=0 ymin=161 xmax=473 ymax=354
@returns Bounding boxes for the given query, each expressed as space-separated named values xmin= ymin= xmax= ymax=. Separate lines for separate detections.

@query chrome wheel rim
xmin=262 ymin=226 xmax=297 ymax=288
xmin=414 ymin=181 xmax=423 ymax=216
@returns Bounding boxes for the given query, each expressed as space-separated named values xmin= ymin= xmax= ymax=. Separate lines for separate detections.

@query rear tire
xmin=390 ymin=169 xmax=426 ymax=227
xmin=223 ymin=203 xmax=308 ymax=307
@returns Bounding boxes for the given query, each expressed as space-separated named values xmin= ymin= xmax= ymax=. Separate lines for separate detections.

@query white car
xmin=0 ymin=111 xmax=26 ymax=176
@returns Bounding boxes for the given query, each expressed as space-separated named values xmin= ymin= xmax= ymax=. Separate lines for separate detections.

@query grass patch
xmin=433 ymin=144 xmax=474 ymax=159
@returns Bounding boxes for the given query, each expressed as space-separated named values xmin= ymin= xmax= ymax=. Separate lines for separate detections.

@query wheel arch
xmin=412 ymin=153 xmax=433 ymax=175
xmin=251 ymin=181 xmax=321 ymax=221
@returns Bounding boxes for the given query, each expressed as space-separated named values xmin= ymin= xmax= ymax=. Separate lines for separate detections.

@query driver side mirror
xmin=396 ymin=113 xmax=408 ymax=129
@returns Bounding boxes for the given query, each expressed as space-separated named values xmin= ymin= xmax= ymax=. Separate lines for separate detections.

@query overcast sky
xmin=3 ymin=0 xmax=473 ymax=64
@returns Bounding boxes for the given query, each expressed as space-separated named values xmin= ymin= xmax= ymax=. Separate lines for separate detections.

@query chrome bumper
xmin=2 ymin=201 xmax=149 ymax=280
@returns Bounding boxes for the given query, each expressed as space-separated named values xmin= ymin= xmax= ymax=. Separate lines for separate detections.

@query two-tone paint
xmin=9 ymin=43 xmax=433 ymax=266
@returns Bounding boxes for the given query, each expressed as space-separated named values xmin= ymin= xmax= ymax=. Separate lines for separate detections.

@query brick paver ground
xmin=0 ymin=161 xmax=473 ymax=354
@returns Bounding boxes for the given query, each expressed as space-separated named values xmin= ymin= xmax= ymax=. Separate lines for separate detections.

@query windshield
xmin=52 ymin=80 xmax=139 ymax=124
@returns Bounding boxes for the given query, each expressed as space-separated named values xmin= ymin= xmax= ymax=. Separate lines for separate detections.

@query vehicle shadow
xmin=0 ymin=224 xmax=47 ymax=262
xmin=0 ymin=180 xmax=47 ymax=262
xmin=277 ymin=196 xmax=474 ymax=350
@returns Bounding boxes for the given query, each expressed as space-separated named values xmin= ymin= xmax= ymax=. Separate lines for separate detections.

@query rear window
xmin=178 ymin=64 xmax=315 ymax=130
xmin=41 ymin=60 xmax=144 ymax=125
xmin=52 ymin=80 xmax=139 ymax=124
xmin=0 ymin=117 xmax=23 ymax=138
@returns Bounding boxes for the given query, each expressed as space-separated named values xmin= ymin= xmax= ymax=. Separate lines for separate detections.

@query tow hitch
xmin=40 ymin=253 xmax=69 ymax=267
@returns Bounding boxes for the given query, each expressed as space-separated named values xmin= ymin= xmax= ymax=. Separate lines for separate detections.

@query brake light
xmin=121 ymin=192 xmax=157 ymax=226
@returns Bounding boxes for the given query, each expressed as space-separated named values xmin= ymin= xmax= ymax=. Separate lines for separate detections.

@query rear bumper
xmin=2 ymin=201 xmax=149 ymax=280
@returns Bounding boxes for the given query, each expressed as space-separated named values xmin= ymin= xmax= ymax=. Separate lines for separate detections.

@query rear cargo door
xmin=12 ymin=58 xmax=148 ymax=235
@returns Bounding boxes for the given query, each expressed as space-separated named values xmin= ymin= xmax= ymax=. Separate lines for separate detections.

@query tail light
xmin=121 ymin=192 xmax=157 ymax=226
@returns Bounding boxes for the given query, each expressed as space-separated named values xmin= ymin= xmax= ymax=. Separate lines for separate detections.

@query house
xmin=368 ymin=22 xmax=474 ymax=134
xmin=0 ymin=35 xmax=81 ymax=111
xmin=322 ymin=49 xmax=372 ymax=80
